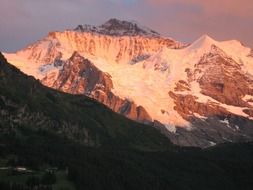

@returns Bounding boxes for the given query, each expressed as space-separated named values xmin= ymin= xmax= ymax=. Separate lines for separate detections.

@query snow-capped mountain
xmin=6 ymin=18 xmax=181 ymax=72
xmin=4 ymin=19 xmax=253 ymax=147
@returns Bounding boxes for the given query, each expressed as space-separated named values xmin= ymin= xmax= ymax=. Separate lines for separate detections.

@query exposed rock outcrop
xmin=41 ymin=52 xmax=152 ymax=123
xmin=162 ymin=45 xmax=253 ymax=147
xmin=170 ymin=45 xmax=253 ymax=120
xmin=196 ymin=46 xmax=253 ymax=107
xmin=169 ymin=91 xmax=229 ymax=119
xmin=75 ymin=18 xmax=160 ymax=37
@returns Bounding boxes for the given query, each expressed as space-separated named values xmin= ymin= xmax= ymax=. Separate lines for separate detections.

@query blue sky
xmin=0 ymin=0 xmax=252 ymax=52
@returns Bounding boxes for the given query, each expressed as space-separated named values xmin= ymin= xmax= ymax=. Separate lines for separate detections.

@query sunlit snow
xmin=3 ymin=34 xmax=253 ymax=128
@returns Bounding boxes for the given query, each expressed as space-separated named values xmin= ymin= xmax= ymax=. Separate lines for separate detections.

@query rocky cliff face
xmin=42 ymin=51 xmax=113 ymax=95
xmin=169 ymin=45 xmax=253 ymax=120
xmin=75 ymin=18 xmax=160 ymax=37
xmin=164 ymin=45 xmax=253 ymax=147
xmin=41 ymin=52 xmax=152 ymax=123
xmin=16 ymin=19 xmax=180 ymax=65
xmin=197 ymin=46 xmax=253 ymax=106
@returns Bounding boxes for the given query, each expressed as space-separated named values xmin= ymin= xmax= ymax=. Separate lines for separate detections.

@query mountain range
xmin=1 ymin=18 xmax=253 ymax=190
xmin=3 ymin=18 xmax=253 ymax=147
xmin=1 ymin=50 xmax=253 ymax=190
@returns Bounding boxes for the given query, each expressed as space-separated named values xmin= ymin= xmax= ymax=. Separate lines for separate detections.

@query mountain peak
xmin=69 ymin=51 xmax=86 ymax=63
xmin=75 ymin=18 xmax=160 ymax=37
xmin=70 ymin=51 xmax=82 ymax=58
xmin=199 ymin=34 xmax=213 ymax=40
xmin=101 ymin=18 xmax=123 ymax=26
xmin=187 ymin=34 xmax=217 ymax=51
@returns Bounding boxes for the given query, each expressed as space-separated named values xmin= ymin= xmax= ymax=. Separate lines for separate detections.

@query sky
xmin=0 ymin=0 xmax=253 ymax=52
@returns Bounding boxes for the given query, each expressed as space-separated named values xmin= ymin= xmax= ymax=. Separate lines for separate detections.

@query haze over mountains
xmin=3 ymin=18 xmax=253 ymax=147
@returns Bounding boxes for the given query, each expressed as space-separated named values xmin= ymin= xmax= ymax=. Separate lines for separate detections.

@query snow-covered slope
xmin=143 ymin=35 xmax=253 ymax=117
xmin=3 ymin=20 xmax=253 ymax=147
